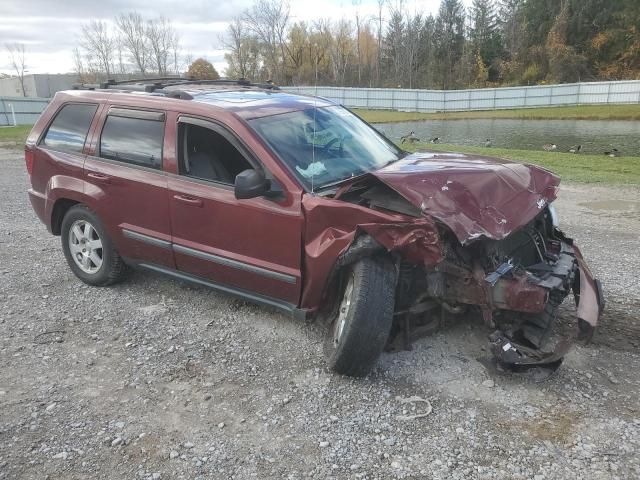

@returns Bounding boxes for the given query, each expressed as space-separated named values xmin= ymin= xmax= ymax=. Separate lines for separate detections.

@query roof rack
xmin=71 ymin=77 xmax=280 ymax=96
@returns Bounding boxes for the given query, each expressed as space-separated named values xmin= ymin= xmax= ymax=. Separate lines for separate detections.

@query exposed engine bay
xmin=325 ymin=177 xmax=604 ymax=375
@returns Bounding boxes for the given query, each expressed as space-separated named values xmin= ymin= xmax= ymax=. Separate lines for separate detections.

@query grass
xmin=2 ymin=123 xmax=637 ymax=185
xmin=0 ymin=125 xmax=31 ymax=147
xmin=401 ymin=142 xmax=640 ymax=185
xmin=354 ymin=104 xmax=640 ymax=123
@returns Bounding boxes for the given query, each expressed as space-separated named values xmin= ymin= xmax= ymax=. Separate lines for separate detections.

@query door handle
xmin=173 ymin=194 xmax=203 ymax=207
xmin=87 ymin=172 xmax=111 ymax=184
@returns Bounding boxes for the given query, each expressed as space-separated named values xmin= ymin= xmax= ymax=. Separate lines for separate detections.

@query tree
xmin=79 ymin=20 xmax=116 ymax=77
xmin=375 ymin=0 xmax=384 ymax=86
xmin=329 ymin=19 xmax=354 ymax=86
xmin=470 ymin=0 xmax=503 ymax=81
xmin=76 ymin=13 xmax=183 ymax=78
xmin=498 ymin=0 xmax=524 ymax=58
xmin=116 ymin=12 xmax=149 ymax=75
xmin=224 ymin=17 xmax=263 ymax=80
xmin=404 ymin=13 xmax=425 ymax=88
xmin=243 ymin=0 xmax=290 ymax=82
xmin=219 ymin=0 xmax=640 ymax=88
xmin=434 ymin=0 xmax=466 ymax=89
xmin=545 ymin=2 xmax=587 ymax=82
xmin=416 ymin=15 xmax=437 ymax=88
xmin=147 ymin=17 xmax=177 ymax=76
xmin=5 ymin=43 xmax=27 ymax=96
xmin=186 ymin=58 xmax=220 ymax=80
xmin=384 ymin=2 xmax=405 ymax=86
xmin=353 ymin=0 xmax=363 ymax=85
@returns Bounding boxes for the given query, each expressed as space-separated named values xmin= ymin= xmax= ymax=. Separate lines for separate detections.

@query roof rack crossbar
xmin=71 ymin=77 xmax=280 ymax=95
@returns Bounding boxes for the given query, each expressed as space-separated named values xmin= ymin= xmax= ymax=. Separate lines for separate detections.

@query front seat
xmin=189 ymin=151 xmax=234 ymax=184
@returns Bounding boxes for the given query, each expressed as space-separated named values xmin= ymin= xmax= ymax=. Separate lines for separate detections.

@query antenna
xmin=311 ymin=45 xmax=319 ymax=194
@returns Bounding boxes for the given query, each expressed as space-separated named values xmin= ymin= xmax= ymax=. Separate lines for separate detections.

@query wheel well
xmin=318 ymin=235 xmax=393 ymax=323
xmin=51 ymin=199 xmax=80 ymax=235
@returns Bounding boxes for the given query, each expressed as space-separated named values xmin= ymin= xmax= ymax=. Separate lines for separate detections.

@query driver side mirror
xmin=234 ymin=169 xmax=270 ymax=200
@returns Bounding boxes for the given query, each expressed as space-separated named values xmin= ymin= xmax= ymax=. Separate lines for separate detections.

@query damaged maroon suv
xmin=25 ymin=79 xmax=604 ymax=376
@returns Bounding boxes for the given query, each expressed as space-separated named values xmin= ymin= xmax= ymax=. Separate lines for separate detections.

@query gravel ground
xmin=1 ymin=147 xmax=639 ymax=480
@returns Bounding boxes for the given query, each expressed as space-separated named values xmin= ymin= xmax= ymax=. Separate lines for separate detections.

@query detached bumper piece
xmin=487 ymin=239 xmax=604 ymax=374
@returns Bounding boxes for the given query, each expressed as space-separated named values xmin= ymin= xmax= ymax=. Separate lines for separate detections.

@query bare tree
xmin=353 ymin=0 xmax=363 ymax=85
xmin=5 ymin=43 xmax=27 ymax=96
xmin=79 ymin=20 xmax=116 ymax=77
xmin=223 ymin=17 xmax=263 ymax=80
xmin=147 ymin=17 xmax=176 ymax=76
xmin=327 ymin=19 xmax=354 ymax=86
xmin=170 ymin=32 xmax=182 ymax=75
xmin=375 ymin=0 xmax=384 ymax=86
xmin=72 ymin=47 xmax=87 ymax=82
xmin=243 ymin=0 xmax=290 ymax=82
xmin=116 ymin=12 xmax=149 ymax=75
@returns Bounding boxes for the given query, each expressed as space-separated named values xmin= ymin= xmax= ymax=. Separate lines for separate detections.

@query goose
xmin=400 ymin=131 xmax=420 ymax=144
xmin=543 ymin=144 xmax=558 ymax=151
xmin=568 ymin=145 xmax=581 ymax=154
xmin=484 ymin=138 xmax=492 ymax=147
xmin=430 ymin=137 xmax=440 ymax=144
xmin=604 ymin=148 xmax=620 ymax=157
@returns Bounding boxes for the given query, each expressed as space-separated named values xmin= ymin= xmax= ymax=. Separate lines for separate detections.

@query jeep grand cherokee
xmin=25 ymin=78 xmax=603 ymax=376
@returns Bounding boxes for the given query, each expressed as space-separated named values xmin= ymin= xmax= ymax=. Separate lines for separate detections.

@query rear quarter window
xmin=41 ymin=103 xmax=98 ymax=153
xmin=99 ymin=115 xmax=164 ymax=169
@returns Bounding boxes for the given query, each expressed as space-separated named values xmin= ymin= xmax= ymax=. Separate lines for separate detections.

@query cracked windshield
xmin=249 ymin=106 xmax=402 ymax=189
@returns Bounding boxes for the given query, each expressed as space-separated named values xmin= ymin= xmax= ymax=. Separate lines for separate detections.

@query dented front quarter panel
xmin=300 ymin=194 xmax=443 ymax=310
xmin=373 ymin=151 xmax=560 ymax=244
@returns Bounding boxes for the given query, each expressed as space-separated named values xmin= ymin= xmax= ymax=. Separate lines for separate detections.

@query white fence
xmin=284 ymin=80 xmax=640 ymax=112
xmin=0 ymin=96 xmax=50 ymax=126
xmin=2 ymin=81 xmax=639 ymax=125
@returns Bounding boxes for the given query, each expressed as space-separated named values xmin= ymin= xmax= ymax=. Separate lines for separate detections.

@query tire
xmin=324 ymin=257 xmax=396 ymax=376
xmin=60 ymin=205 xmax=127 ymax=286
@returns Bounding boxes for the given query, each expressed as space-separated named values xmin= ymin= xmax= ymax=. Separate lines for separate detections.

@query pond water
xmin=376 ymin=118 xmax=640 ymax=156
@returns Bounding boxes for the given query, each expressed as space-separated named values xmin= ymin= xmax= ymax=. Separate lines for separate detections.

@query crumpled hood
xmin=372 ymin=151 xmax=560 ymax=244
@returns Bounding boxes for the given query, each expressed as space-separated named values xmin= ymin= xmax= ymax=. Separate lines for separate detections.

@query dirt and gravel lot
xmin=1 ymin=147 xmax=639 ymax=480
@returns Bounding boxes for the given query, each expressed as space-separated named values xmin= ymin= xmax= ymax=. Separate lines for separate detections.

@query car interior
xmin=179 ymin=123 xmax=253 ymax=184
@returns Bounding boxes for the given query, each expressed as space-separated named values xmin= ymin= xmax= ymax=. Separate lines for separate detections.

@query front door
xmin=167 ymin=118 xmax=303 ymax=306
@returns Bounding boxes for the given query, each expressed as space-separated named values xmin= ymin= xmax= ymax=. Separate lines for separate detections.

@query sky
xmin=0 ymin=0 xmax=471 ymax=77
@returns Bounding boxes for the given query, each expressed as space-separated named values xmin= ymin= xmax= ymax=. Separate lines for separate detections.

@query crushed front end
xmin=394 ymin=205 xmax=604 ymax=371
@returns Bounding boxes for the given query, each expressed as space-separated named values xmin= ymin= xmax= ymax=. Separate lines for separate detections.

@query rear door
xmin=84 ymin=107 xmax=174 ymax=268
xmin=167 ymin=116 xmax=303 ymax=306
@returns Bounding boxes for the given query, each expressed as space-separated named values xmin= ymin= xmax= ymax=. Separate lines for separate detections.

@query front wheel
xmin=324 ymin=257 xmax=396 ymax=376
xmin=60 ymin=205 xmax=127 ymax=286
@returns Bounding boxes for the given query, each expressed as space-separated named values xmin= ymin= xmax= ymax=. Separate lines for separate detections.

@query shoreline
xmin=354 ymin=104 xmax=640 ymax=123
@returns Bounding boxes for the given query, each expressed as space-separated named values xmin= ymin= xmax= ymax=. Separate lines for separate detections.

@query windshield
xmin=248 ymin=106 xmax=402 ymax=190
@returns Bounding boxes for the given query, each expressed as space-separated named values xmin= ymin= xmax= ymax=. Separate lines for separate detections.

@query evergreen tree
xmin=470 ymin=0 xmax=503 ymax=81
xmin=434 ymin=0 xmax=466 ymax=89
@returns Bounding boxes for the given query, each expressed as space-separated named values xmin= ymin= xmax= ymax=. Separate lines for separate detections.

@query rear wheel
xmin=324 ymin=257 xmax=396 ymax=376
xmin=61 ymin=205 xmax=127 ymax=286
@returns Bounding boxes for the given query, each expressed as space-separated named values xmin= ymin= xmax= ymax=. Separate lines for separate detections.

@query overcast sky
xmin=0 ymin=0 xmax=471 ymax=76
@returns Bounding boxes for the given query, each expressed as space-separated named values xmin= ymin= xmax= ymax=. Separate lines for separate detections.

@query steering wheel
xmin=324 ymin=136 xmax=343 ymax=152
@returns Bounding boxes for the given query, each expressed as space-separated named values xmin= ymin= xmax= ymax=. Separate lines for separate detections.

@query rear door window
xmin=99 ymin=111 xmax=164 ymax=169
xmin=41 ymin=103 xmax=98 ymax=153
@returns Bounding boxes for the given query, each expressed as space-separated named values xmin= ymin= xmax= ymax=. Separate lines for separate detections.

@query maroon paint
xmin=83 ymin=100 xmax=174 ymax=268
xmin=373 ymin=151 xmax=560 ymax=244
xmin=300 ymin=195 xmax=442 ymax=309
xmin=25 ymin=89 xmax=601 ymax=331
